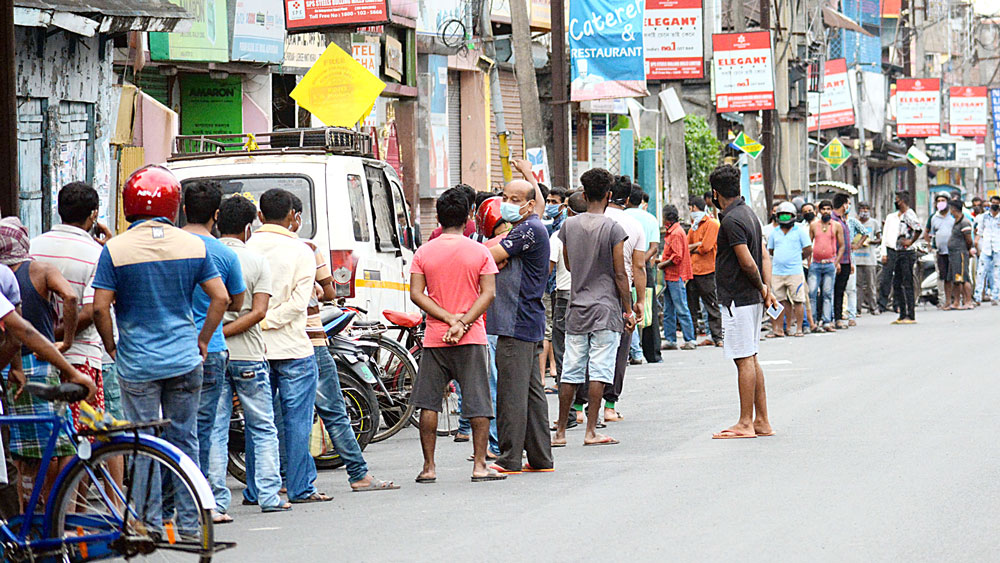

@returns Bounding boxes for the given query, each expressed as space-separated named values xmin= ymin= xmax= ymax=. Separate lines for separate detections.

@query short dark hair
xmin=537 ymin=183 xmax=550 ymax=200
xmin=290 ymin=194 xmax=303 ymax=213
xmin=475 ymin=190 xmax=494 ymax=209
xmin=858 ymin=201 xmax=871 ymax=210
xmin=259 ymin=189 xmax=295 ymax=221
xmin=57 ymin=182 xmax=99 ymax=224
xmin=610 ymin=175 xmax=632 ymax=204
xmin=801 ymin=202 xmax=815 ymax=212
xmin=455 ymin=184 xmax=476 ymax=212
xmin=934 ymin=192 xmax=949 ymax=203
xmin=436 ymin=188 xmax=470 ymax=229
xmin=580 ymin=168 xmax=614 ymax=202
xmin=184 ymin=181 xmax=222 ymax=225
xmin=818 ymin=200 xmax=833 ymax=210
xmin=549 ymin=187 xmax=568 ymax=202
xmin=689 ymin=195 xmax=706 ymax=211
xmin=642 ymin=192 xmax=650 ymax=203
xmin=948 ymin=199 xmax=964 ymax=212
xmin=833 ymin=193 xmax=849 ymax=209
xmin=972 ymin=196 xmax=983 ymax=203
xmin=663 ymin=204 xmax=679 ymax=223
xmin=895 ymin=190 xmax=910 ymax=200
xmin=217 ymin=195 xmax=258 ymax=235
xmin=991 ymin=195 xmax=1000 ymax=203
xmin=709 ymin=165 xmax=741 ymax=198
xmin=567 ymin=191 xmax=588 ymax=214
xmin=628 ymin=185 xmax=645 ymax=206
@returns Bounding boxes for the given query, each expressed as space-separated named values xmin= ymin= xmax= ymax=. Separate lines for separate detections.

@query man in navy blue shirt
xmin=487 ymin=160 xmax=553 ymax=473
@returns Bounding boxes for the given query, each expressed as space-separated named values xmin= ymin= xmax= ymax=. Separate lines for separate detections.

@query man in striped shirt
xmin=31 ymin=183 xmax=108 ymax=420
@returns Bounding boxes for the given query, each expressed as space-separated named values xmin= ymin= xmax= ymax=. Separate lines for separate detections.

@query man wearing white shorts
xmin=707 ymin=165 xmax=779 ymax=440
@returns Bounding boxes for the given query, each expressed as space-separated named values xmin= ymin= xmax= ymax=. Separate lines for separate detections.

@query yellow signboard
xmin=291 ymin=43 xmax=386 ymax=128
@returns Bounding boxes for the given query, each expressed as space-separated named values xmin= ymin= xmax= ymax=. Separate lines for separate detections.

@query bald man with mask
xmin=486 ymin=160 xmax=554 ymax=474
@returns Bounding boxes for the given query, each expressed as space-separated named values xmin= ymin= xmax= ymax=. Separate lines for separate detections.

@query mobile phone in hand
xmin=766 ymin=302 xmax=784 ymax=320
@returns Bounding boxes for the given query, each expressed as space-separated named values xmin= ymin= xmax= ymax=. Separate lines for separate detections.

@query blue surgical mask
xmin=544 ymin=203 xmax=561 ymax=219
xmin=500 ymin=201 xmax=526 ymax=223
xmin=691 ymin=211 xmax=706 ymax=225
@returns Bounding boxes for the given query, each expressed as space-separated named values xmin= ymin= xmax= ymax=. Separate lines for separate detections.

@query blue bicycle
xmin=0 ymin=382 xmax=231 ymax=562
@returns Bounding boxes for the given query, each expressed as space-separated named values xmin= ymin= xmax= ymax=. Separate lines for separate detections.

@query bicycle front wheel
xmin=49 ymin=441 xmax=215 ymax=562
xmin=358 ymin=335 xmax=418 ymax=442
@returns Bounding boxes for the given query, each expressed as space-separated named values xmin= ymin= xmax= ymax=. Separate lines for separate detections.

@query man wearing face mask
xmin=808 ymin=200 xmax=843 ymax=331
xmin=762 ymin=202 xmax=780 ymax=246
xmin=973 ymin=195 xmax=1000 ymax=304
xmin=924 ymin=193 xmax=955 ymax=309
xmin=889 ymin=190 xmax=922 ymax=324
xmin=831 ymin=194 xmax=856 ymax=329
xmin=686 ymin=195 xmax=723 ymax=346
xmin=540 ymin=187 xmax=567 ymax=391
xmin=487 ymin=159 xmax=553 ymax=474
xmin=853 ymin=202 xmax=881 ymax=315
xmin=625 ymin=185 xmax=661 ymax=363
xmin=798 ymin=203 xmax=818 ymax=330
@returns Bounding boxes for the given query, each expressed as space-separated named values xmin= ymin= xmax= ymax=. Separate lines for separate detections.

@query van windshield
xmin=180 ymin=175 xmax=315 ymax=238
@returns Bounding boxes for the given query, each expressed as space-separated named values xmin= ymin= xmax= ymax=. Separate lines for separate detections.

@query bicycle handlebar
xmin=25 ymin=382 xmax=89 ymax=403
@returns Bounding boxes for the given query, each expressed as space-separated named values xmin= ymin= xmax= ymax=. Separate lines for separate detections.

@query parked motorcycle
xmin=226 ymin=308 xmax=382 ymax=483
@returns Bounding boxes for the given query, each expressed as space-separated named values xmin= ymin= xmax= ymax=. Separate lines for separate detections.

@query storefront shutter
xmin=447 ymin=70 xmax=462 ymax=188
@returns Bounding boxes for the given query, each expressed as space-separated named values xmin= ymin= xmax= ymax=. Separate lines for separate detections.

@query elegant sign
xmin=285 ymin=0 xmax=390 ymax=32
xmin=569 ymin=0 xmax=649 ymax=102
xmin=992 ymin=89 xmax=1000 ymax=182
xmin=896 ymin=78 xmax=941 ymax=137
xmin=807 ymin=58 xmax=855 ymax=131
xmin=643 ymin=0 xmax=703 ymax=79
xmin=948 ymin=86 xmax=987 ymax=137
xmin=712 ymin=31 xmax=775 ymax=112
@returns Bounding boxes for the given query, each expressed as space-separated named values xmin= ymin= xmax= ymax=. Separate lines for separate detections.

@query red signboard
xmin=896 ymin=78 xmax=940 ymax=138
xmin=285 ymin=0 xmax=390 ymax=31
xmin=643 ymin=0 xmax=704 ymax=80
xmin=712 ymin=31 xmax=775 ymax=112
xmin=807 ymin=58 xmax=855 ymax=131
xmin=948 ymin=86 xmax=987 ymax=137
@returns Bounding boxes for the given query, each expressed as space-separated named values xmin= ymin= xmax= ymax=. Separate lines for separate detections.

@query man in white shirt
xmin=974 ymin=195 xmax=1000 ymax=304
xmin=876 ymin=207 xmax=901 ymax=313
xmin=602 ymin=176 xmax=647 ymax=422
xmin=247 ymin=188 xmax=332 ymax=504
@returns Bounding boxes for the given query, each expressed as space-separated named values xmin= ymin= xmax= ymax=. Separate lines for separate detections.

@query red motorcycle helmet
xmin=476 ymin=196 xmax=503 ymax=238
xmin=123 ymin=165 xmax=182 ymax=222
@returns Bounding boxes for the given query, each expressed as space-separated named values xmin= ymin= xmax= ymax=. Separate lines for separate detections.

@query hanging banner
xmin=948 ymin=86 xmax=987 ymax=137
xmin=232 ymin=0 xmax=286 ymax=63
xmin=712 ymin=31 xmax=775 ymax=112
xmin=526 ymin=147 xmax=551 ymax=185
xmin=569 ymin=0 xmax=649 ymax=102
xmin=896 ymin=78 xmax=940 ymax=137
xmin=149 ymin=0 xmax=229 ymax=62
xmin=643 ymin=0 xmax=704 ymax=80
xmin=284 ymin=0 xmax=390 ymax=32
xmin=991 ymin=89 xmax=1000 ymax=182
xmin=807 ymin=58 xmax=855 ymax=131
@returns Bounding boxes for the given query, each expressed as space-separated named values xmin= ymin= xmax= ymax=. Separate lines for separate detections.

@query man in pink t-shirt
xmin=408 ymin=189 xmax=504 ymax=483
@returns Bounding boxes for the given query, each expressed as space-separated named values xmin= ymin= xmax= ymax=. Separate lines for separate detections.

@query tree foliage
xmin=683 ymin=114 xmax=721 ymax=196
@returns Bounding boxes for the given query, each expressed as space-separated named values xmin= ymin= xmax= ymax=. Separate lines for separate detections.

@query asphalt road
xmin=214 ymin=303 xmax=999 ymax=561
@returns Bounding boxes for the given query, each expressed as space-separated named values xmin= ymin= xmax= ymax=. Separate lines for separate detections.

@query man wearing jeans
xmin=247 ymin=189 xmax=331 ymax=504
xmin=657 ymin=204 xmax=697 ymax=350
xmin=180 ymin=182 xmax=246 ymax=483
xmin=974 ymin=196 xmax=1000 ymax=304
xmin=808 ymin=200 xmax=844 ymax=331
xmin=204 ymin=195 xmax=287 ymax=516
xmin=552 ymin=168 xmax=632 ymax=448
xmin=92 ymin=165 xmax=229 ymax=533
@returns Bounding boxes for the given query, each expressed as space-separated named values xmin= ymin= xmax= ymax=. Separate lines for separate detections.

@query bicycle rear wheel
xmin=358 ymin=335 xmax=418 ymax=442
xmin=49 ymin=441 xmax=214 ymax=562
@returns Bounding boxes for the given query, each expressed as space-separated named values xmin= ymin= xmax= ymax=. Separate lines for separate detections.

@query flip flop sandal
xmin=712 ymin=430 xmax=756 ymax=439
xmin=212 ymin=513 xmax=234 ymax=524
xmin=471 ymin=472 xmax=507 ymax=482
xmin=551 ymin=441 xmax=567 ymax=448
xmin=453 ymin=435 xmax=470 ymax=443
xmin=261 ymin=504 xmax=293 ymax=513
xmin=415 ymin=476 xmax=436 ymax=484
xmin=522 ymin=464 xmax=554 ymax=472
xmin=583 ymin=437 xmax=619 ymax=446
xmin=290 ymin=492 xmax=334 ymax=503
xmin=466 ymin=453 xmax=499 ymax=462
xmin=489 ymin=464 xmax=522 ymax=475
xmin=241 ymin=498 xmax=258 ymax=506
xmin=352 ymin=478 xmax=400 ymax=492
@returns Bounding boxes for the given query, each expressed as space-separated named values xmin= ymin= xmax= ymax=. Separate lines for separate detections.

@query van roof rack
xmin=171 ymin=127 xmax=374 ymax=160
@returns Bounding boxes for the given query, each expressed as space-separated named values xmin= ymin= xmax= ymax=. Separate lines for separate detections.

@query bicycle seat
xmin=25 ymin=382 xmax=88 ymax=403
xmin=352 ymin=320 xmax=382 ymax=328
xmin=383 ymin=310 xmax=422 ymax=328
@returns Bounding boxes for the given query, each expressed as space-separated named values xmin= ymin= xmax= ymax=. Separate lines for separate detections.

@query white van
xmin=167 ymin=128 xmax=417 ymax=315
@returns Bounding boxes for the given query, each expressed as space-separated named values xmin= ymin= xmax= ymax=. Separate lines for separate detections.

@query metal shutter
xmin=447 ymin=70 xmax=462 ymax=187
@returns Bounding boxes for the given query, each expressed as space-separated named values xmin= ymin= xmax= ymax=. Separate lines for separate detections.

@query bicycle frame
xmin=0 ymin=410 xmax=215 ymax=559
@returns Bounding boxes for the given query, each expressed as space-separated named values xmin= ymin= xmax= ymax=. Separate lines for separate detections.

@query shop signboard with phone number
xmin=285 ymin=0 xmax=390 ymax=31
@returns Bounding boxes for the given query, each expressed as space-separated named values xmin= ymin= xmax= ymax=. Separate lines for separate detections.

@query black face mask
xmin=769 ymin=214 xmax=776 ymax=223
xmin=992 ymin=204 xmax=1000 ymax=213
xmin=711 ymin=192 xmax=721 ymax=210
xmin=821 ymin=213 xmax=832 ymax=223
xmin=894 ymin=201 xmax=902 ymax=210
xmin=803 ymin=212 xmax=816 ymax=222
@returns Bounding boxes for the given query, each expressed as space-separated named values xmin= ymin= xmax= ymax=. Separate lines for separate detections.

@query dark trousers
xmin=602 ymin=329 xmax=632 ymax=405
xmin=833 ymin=266 xmax=851 ymax=321
xmin=640 ymin=262 xmax=662 ymax=363
xmin=877 ymin=249 xmax=899 ymax=312
xmin=892 ymin=250 xmax=917 ymax=320
xmin=551 ymin=291 xmax=569 ymax=380
xmin=495 ymin=336 xmax=553 ymax=471
xmin=856 ymin=264 xmax=878 ymax=313
xmin=686 ymin=272 xmax=723 ymax=342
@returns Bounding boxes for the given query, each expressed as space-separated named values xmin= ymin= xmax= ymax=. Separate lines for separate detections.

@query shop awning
xmin=14 ymin=0 xmax=191 ymax=35
xmin=809 ymin=180 xmax=859 ymax=195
